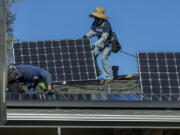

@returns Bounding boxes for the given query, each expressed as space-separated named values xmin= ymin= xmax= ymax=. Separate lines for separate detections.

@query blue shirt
xmin=15 ymin=64 xmax=42 ymax=83
xmin=91 ymin=20 xmax=112 ymax=40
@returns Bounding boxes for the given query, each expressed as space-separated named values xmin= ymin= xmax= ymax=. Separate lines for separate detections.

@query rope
xmin=120 ymin=50 xmax=137 ymax=58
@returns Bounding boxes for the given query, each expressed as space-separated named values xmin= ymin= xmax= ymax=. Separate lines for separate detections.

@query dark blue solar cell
xmin=88 ymin=73 xmax=96 ymax=79
xmin=151 ymin=80 xmax=160 ymax=86
xmin=85 ymin=52 xmax=92 ymax=59
xmin=13 ymin=43 xmax=21 ymax=49
xmin=31 ymin=56 xmax=38 ymax=61
xmin=142 ymin=80 xmax=151 ymax=86
xmin=169 ymin=73 xmax=177 ymax=80
xmin=61 ymin=46 xmax=68 ymax=53
xmin=165 ymin=53 xmax=174 ymax=59
xmin=57 ymin=75 xmax=64 ymax=81
xmin=167 ymin=60 xmax=175 ymax=65
xmin=82 ymin=38 xmax=90 ymax=45
xmin=158 ymin=66 xmax=167 ymax=72
xmin=39 ymin=55 xmax=46 ymax=61
xmin=138 ymin=53 xmax=147 ymax=59
xmin=152 ymin=86 xmax=160 ymax=94
xmin=29 ymin=42 xmax=36 ymax=48
xmin=80 ymin=66 xmax=87 ymax=73
xmin=175 ymin=53 xmax=180 ymax=59
xmin=161 ymin=80 xmax=169 ymax=86
xmin=158 ymin=60 xmax=166 ymax=65
xmin=142 ymin=87 xmax=151 ymax=94
xmin=67 ymin=40 xmax=75 ymax=46
xmin=169 ymin=80 xmax=179 ymax=86
xmin=157 ymin=53 xmax=165 ymax=59
xmin=79 ymin=60 xmax=86 ymax=65
xmin=141 ymin=73 xmax=150 ymax=80
xmin=78 ymin=53 xmax=84 ymax=59
xmin=23 ymin=56 xmax=30 ymax=62
xmin=15 ymin=57 xmax=22 ymax=63
xmin=69 ymin=47 xmax=76 ymax=52
xmin=22 ymin=49 xmax=29 ymax=55
xmin=167 ymin=66 xmax=176 ymax=72
xmin=65 ymin=74 xmax=73 ymax=81
xmin=39 ymin=62 xmax=47 ymax=67
xmin=54 ymin=54 xmax=62 ymax=60
xmin=73 ymin=74 xmax=80 ymax=80
xmin=81 ymin=74 xmax=88 ymax=80
xmin=45 ymin=41 xmax=52 ymax=48
xmin=37 ymin=41 xmax=44 ymax=48
xmin=62 ymin=54 xmax=69 ymax=60
xmin=84 ymin=45 xmax=91 ymax=52
xmin=64 ymin=68 xmax=71 ymax=74
xmin=56 ymin=68 xmax=64 ymax=74
xmin=171 ymin=87 xmax=179 ymax=94
xmin=86 ymin=59 xmax=94 ymax=66
xmin=14 ymin=50 xmax=22 ymax=55
xmin=55 ymin=61 xmax=63 ymax=67
xmin=76 ymin=46 xmax=84 ymax=52
xmin=87 ymin=66 xmax=95 ymax=72
xmin=148 ymin=60 xmax=157 ymax=65
xmin=60 ymin=40 xmax=67 ymax=46
xmin=48 ymin=68 xmax=56 ymax=73
xmin=37 ymin=49 xmax=45 ymax=54
xmin=159 ymin=73 xmax=168 ymax=80
xmin=139 ymin=59 xmax=148 ymax=66
xmin=53 ymin=48 xmax=61 ymax=53
xmin=75 ymin=39 xmax=83 ymax=46
xmin=71 ymin=60 xmax=78 ymax=66
xmin=30 ymin=49 xmax=37 ymax=54
xmin=148 ymin=53 xmax=156 ymax=59
xmin=21 ymin=42 xmax=28 ymax=49
xmin=140 ymin=65 xmax=148 ymax=72
xmin=52 ymin=41 xmax=59 ymax=48
xmin=70 ymin=53 xmax=77 ymax=59
xmin=47 ymin=62 xmax=55 ymax=67
xmin=149 ymin=66 xmax=158 ymax=72
xmin=150 ymin=73 xmax=159 ymax=79
xmin=72 ymin=67 xmax=79 ymax=73
xmin=47 ymin=55 xmax=54 ymax=61
xmin=63 ymin=60 xmax=70 ymax=67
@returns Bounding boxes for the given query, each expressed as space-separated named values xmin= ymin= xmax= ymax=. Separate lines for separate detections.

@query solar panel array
xmin=137 ymin=52 xmax=180 ymax=101
xmin=13 ymin=38 xmax=97 ymax=83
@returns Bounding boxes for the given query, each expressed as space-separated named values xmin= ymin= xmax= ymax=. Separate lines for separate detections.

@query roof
xmin=6 ymin=74 xmax=180 ymax=128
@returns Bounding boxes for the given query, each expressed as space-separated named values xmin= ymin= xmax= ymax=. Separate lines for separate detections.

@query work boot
xmin=105 ymin=79 xmax=113 ymax=84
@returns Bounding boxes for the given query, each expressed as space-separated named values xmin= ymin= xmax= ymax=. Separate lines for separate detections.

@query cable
xmin=120 ymin=50 xmax=137 ymax=58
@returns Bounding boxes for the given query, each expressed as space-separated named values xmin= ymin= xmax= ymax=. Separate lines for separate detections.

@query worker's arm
xmin=94 ymin=32 xmax=109 ymax=48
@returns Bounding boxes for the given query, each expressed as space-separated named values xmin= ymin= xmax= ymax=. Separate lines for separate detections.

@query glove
xmin=91 ymin=45 xmax=95 ymax=50
xmin=38 ymin=82 xmax=47 ymax=90
xmin=82 ymin=35 xmax=88 ymax=39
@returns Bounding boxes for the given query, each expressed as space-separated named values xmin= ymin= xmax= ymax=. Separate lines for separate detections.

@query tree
xmin=5 ymin=0 xmax=22 ymax=63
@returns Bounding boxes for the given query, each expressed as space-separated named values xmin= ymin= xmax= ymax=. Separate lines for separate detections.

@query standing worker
xmin=7 ymin=64 xmax=53 ymax=94
xmin=83 ymin=7 xmax=114 ymax=83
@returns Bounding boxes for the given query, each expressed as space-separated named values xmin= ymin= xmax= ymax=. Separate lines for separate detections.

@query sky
xmin=13 ymin=0 xmax=180 ymax=75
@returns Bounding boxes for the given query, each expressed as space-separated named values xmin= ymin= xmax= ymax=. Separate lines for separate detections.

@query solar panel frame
xmin=12 ymin=38 xmax=97 ymax=83
xmin=137 ymin=52 xmax=180 ymax=101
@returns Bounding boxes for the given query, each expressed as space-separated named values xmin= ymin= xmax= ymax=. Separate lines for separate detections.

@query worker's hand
xmin=82 ymin=35 xmax=88 ymax=39
xmin=91 ymin=45 xmax=95 ymax=50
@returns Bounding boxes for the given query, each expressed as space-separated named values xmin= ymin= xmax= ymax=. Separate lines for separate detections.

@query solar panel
xmin=12 ymin=38 xmax=97 ymax=83
xmin=137 ymin=52 xmax=180 ymax=101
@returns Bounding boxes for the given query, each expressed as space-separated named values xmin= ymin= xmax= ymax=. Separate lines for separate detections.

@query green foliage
xmin=5 ymin=0 xmax=22 ymax=63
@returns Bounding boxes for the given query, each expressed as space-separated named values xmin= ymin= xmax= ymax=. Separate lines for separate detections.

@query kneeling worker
xmin=7 ymin=64 xmax=53 ymax=94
